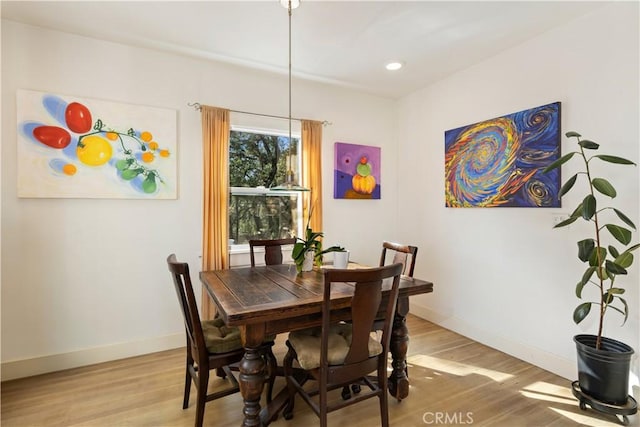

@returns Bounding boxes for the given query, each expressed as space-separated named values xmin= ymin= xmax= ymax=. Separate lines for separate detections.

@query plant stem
xmin=579 ymin=138 xmax=604 ymax=350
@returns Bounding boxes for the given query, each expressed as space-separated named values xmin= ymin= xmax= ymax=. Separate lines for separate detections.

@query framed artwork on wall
xmin=334 ymin=142 xmax=381 ymax=199
xmin=444 ymin=101 xmax=561 ymax=208
xmin=17 ymin=89 xmax=177 ymax=199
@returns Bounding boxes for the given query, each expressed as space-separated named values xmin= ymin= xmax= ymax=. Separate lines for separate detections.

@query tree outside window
xmin=229 ymin=128 xmax=301 ymax=246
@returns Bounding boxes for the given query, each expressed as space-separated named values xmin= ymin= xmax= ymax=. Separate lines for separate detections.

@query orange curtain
xmin=301 ymin=120 xmax=323 ymax=232
xmin=201 ymin=106 xmax=230 ymax=319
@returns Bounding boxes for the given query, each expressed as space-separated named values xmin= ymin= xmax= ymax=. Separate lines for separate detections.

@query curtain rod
xmin=187 ymin=102 xmax=331 ymax=126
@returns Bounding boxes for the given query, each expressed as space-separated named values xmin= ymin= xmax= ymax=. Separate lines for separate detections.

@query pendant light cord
xmin=287 ymin=0 xmax=293 ymax=175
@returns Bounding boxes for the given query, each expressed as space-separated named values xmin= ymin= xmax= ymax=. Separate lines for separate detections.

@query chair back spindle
xmin=379 ymin=241 xmax=418 ymax=277
xmin=249 ymin=238 xmax=296 ymax=267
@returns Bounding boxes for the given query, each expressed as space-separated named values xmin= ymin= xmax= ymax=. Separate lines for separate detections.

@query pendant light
xmin=272 ymin=0 xmax=309 ymax=191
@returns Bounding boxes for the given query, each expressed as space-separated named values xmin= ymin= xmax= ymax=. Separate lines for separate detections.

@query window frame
xmin=228 ymin=124 xmax=303 ymax=253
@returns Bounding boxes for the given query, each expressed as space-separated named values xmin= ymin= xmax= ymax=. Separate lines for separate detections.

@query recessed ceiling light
xmin=385 ymin=61 xmax=404 ymax=71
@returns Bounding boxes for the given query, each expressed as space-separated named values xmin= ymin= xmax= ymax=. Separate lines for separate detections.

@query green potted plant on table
xmin=291 ymin=226 xmax=344 ymax=273
xmin=544 ymin=131 xmax=638 ymax=416
xmin=291 ymin=205 xmax=343 ymax=273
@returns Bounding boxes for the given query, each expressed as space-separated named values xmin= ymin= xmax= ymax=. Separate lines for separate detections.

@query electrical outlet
xmin=552 ymin=213 xmax=569 ymax=227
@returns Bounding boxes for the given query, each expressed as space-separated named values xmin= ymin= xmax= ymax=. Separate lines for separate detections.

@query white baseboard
xmin=409 ymin=301 xmax=576 ymax=381
xmin=0 ymin=304 xmax=576 ymax=383
xmin=1 ymin=332 xmax=184 ymax=381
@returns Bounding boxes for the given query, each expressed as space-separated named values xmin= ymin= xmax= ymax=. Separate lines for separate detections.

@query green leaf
xmin=578 ymin=267 xmax=596 ymax=291
xmin=613 ymin=209 xmax=636 ymax=230
xmin=570 ymin=203 xmax=583 ymax=217
xmin=617 ymin=297 xmax=629 ymax=325
xmin=605 ymin=224 xmax=632 ymax=245
xmin=607 ymin=298 xmax=628 ymax=324
xmin=543 ymin=152 xmax=576 ymax=173
xmin=608 ymin=287 xmax=625 ymax=295
xmin=554 ymin=216 xmax=578 ymax=228
xmin=627 ymin=243 xmax=640 ymax=252
xmin=559 ymin=174 xmax=577 ymax=197
xmin=615 ymin=251 xmax=633 ymax=268
xmin=142 ymin=175 xmax=157 ymax=194
xmin=573 ymin=302 xmax=591 ymax=324
xmin=566 ymin=131 xmax=582 ymax=138
xmin=605 ymin=259 xmax=627 ymax=275
xmin=594 ymin=155 xmax=636 ymax=165
xmin=608 ymin=245 xmax=620 ymax=258
xmin=582 ymin=195 xmax=596 ymax=220
xmin=603 ymin=291 xmax=614 ymax=304
xmin=316 ymin=245 xmax=345 ymax=257
xmin=292 ymin=242 xmax=305 ymax=260
xmin=577 ymin=239 xmax=595 ymax=262
xmin=592 ymin=178 xmax=616 ymax=198
xmin=588 ymin=246 xmax=606 ymax=266
xmin=595 ymin=266 xmax=609 ymax=281
xmin=575 ymin=280 xmax=587 ymax=299
xmin=579 ymin=139 xmax=599 ymax=150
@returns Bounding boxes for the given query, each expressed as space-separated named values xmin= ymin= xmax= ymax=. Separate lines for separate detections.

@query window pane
xmin=229 ymin=193 xmax=299 ymax=245
xmin=229 ymin=130 xmax=299 ymax=188
xmin=228 ymin=128 xmax=302 ymax=247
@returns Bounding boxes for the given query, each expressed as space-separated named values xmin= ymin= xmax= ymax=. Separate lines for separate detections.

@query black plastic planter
xmin=574 ymin=334 xmax=634 ymax=405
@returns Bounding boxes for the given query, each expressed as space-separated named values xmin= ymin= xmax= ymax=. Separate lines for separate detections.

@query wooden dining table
xmin=200 ymin=263 xmax=433 ymax=427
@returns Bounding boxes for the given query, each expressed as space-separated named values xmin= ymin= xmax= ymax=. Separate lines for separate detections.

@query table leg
xmin=239 ymin=347 xmax=265 ymax=427
xmin=388 ymin=298 xmax=410 ymax=401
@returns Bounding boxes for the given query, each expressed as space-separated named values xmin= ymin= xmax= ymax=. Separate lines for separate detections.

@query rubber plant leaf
xmin=581 ymin=195 xmax=596 ymax=220
xmin=577 ymin=239 xmax=595 ymax=262
xmin=592 ymin=178 xmax=616 ymax=198
xmin=543 ymin=152 xmax=576 ymax=173
xmin=605 ymin=224 xmax=632 ymax=245
xmin=614 ymin=209 xmax=636 ymax=230
xmin=579 ymin=139 xmax=599 ymax=150
xmin=594 ymin=155 xmax=636 ymax=165
xmin=573 ymin=302 xmax=591 ymax=324
xmin=559 ymin=174 xmax=577 ymax=197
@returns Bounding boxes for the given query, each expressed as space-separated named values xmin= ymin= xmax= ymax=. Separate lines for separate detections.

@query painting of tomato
xmin=18 ymin=89 xmax=177 ymax=199
xmin=33 ymin=126 xmax=71 ymax=149
xmin=65 ymin=102 xmax=92 ymax=133
xmin=77 ymin=135 xmax=112 ymax=166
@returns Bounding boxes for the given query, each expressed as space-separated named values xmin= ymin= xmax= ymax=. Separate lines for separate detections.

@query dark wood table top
xmin=200 ymin=263 xmax=434 ymax=426
xmin=200 ymin=263 xmax=433 ymax=330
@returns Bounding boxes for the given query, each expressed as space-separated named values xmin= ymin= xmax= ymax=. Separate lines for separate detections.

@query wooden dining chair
xmin=282 ymin=263 xmax=404 ymax=427
xmin=249 ymin=237 xmax=296 ymax=267
xmin=167 ymin=254 xmax=276 ymax=427
xmin=340 ymin=241 xmax=419 ymax=401
xmin=379 ymin=241 xmax=418 ymax=277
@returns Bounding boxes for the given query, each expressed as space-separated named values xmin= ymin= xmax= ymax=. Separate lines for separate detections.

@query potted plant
xmin=544 ymin=131 xmax=639 ymax=407
xmin=291 ymin=205 xmax=343 ymax=273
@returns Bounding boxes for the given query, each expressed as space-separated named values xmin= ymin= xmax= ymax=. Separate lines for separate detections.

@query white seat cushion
xmin=288 ymin=323 xmax=382 ymax=370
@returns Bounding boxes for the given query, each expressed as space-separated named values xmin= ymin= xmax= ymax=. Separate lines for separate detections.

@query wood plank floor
xmin=1 ymin=315 xmax=631 ymax=426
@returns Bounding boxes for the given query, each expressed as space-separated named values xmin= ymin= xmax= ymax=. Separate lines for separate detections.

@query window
xmin=229 ymin=126 xmax=302 ymax=248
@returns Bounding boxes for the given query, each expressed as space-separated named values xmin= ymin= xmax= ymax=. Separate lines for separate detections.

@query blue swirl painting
xmin=444 ymin=102 xmax=561 ymax=208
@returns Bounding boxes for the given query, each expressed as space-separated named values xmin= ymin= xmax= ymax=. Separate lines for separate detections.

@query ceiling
xmin=1 ymin=1 xmax=607 ymax=99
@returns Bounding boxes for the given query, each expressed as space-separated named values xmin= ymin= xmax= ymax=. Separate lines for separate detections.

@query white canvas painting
xmin=17 ymin=89 xmax=177 ymax=199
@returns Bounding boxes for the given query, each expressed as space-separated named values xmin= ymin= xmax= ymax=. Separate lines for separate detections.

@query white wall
xmin=399 ymin=2 xmax=639 ymax=384
xmin=3 ymin=2 xmax=638 ymax=387
xmin=0 ymin=21 xmax=398 ymax=379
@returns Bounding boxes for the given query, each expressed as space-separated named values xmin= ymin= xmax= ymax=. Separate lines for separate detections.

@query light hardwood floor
xmin=1 ymin=315 xmax=631 ymax=427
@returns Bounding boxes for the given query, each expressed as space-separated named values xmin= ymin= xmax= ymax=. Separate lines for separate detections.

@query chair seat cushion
xmin=288 ymin=323 xmax=382 ymax=370
xmin=202 ymin=318 xmax=277 ymax=354
xmin=202 ymin=318 xmax=243 ymax=353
